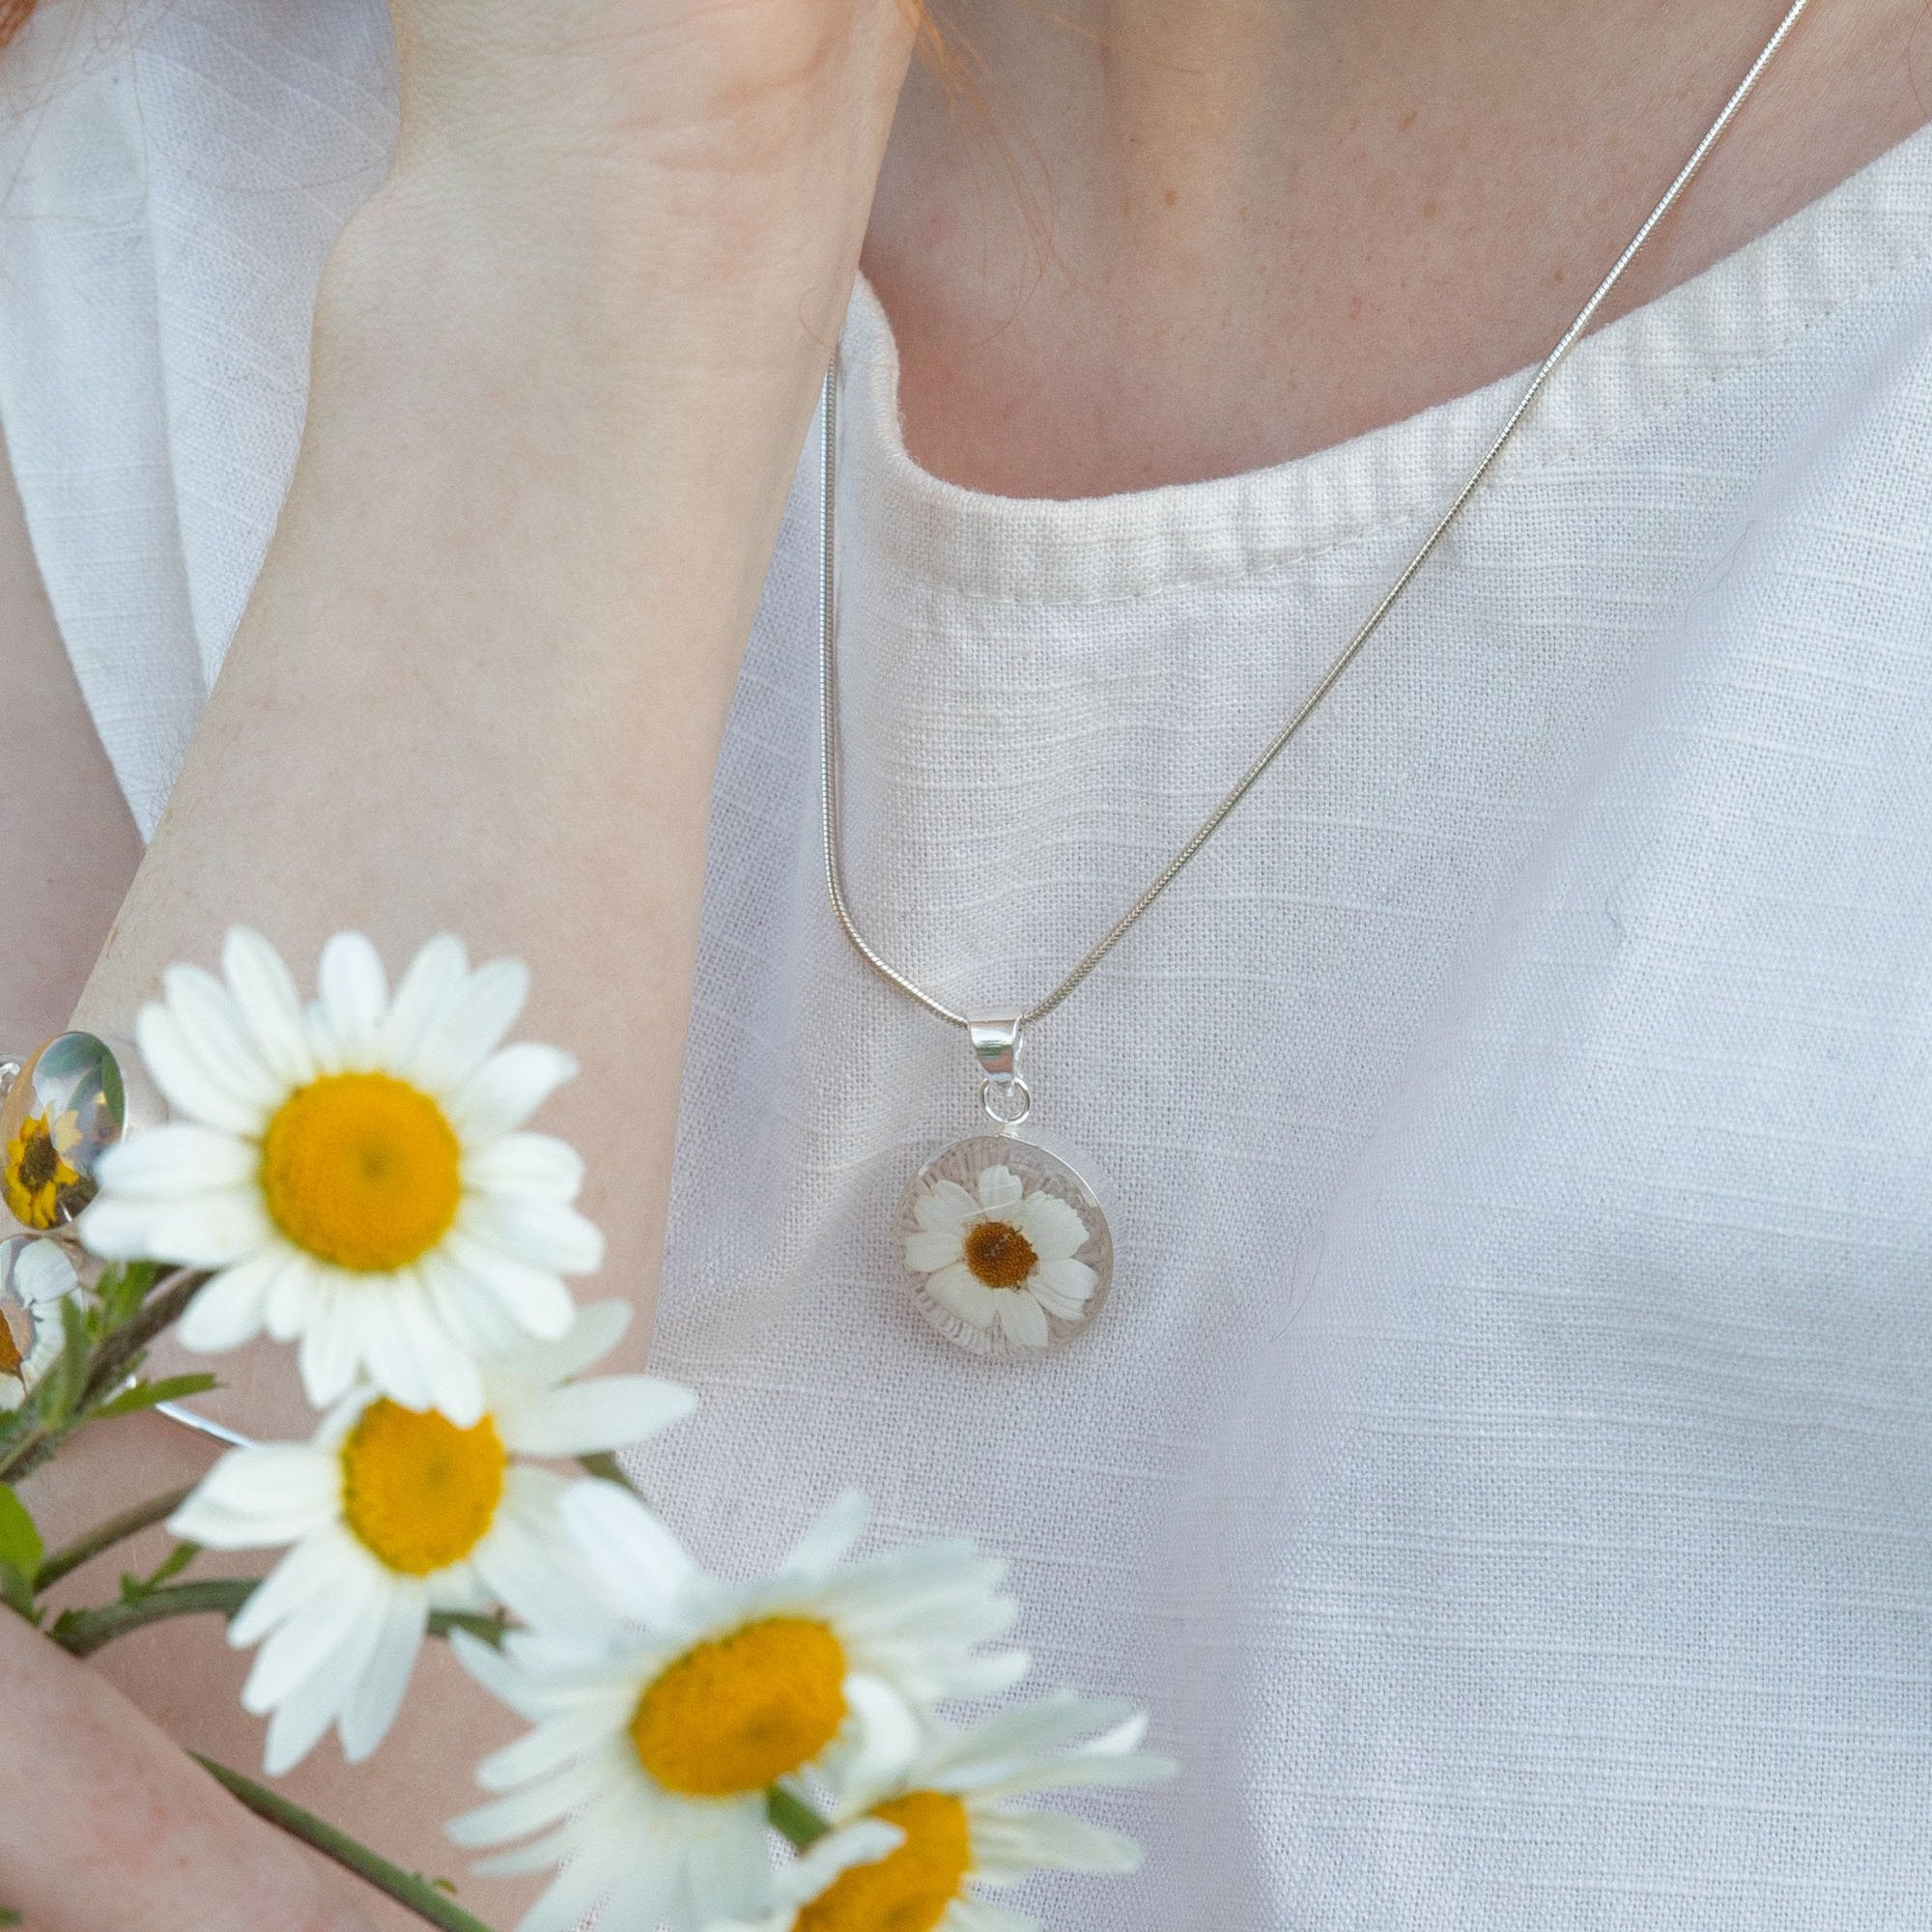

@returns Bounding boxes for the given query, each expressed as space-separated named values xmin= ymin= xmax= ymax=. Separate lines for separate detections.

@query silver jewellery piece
xmin=2 ymin=1033 xmax=235 ymax=1439
xmin=823 ymin=0 xmax=1815 ymax=1355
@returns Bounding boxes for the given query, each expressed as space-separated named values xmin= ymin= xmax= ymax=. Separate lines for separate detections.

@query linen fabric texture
xmin=7 ymin=4 xmax=1932 ymax=1924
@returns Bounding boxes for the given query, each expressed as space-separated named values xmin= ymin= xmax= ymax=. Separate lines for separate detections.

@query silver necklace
xmin=821 ymin=0 xmax=1815 ymax=1357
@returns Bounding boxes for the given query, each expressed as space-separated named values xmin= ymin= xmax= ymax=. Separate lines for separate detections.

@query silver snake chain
xmin=819 ymin=0 xmax=1817 ymax=1034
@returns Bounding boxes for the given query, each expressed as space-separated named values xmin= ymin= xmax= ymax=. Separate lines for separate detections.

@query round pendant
xmin=896 ymin=1133 xmax=1114 ymax=1357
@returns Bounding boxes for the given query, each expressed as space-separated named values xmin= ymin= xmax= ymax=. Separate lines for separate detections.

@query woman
xmin=3 ymin=0 xmax=1932 ymax=1925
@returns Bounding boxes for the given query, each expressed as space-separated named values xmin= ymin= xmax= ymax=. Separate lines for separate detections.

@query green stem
xmin=49 ymin=1578 xmax=509 ymax=1659
xmin=34 ymin=1486 xmax=195 ymax=1592
xmin=51 ymin=1578 xmax=253 ymax=1657
xmin=192 ymin=1754 xmax=501 ymax=1932
xmin=0 ymin=1267 xmax=211 ymax=1488
xmin=767 ymin=1783 xmax=834 ymax=1850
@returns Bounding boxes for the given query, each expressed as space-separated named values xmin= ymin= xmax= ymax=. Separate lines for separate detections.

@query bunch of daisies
xmin=61 ymin=928 xmax=1168 ymax=1932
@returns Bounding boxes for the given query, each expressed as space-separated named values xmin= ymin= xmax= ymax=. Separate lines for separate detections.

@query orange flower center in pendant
xmin=964 ymin=1219 xmax=1037 ymax=1289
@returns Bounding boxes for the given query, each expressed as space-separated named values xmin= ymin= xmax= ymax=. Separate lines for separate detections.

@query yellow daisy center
xmin=3 ymin=1114 xmax=85 ymax=1232
xmin=963 ymin=1219 xmax=1037 ymax=1290
xmin=339 ymin=1398 xmax=506 ymax=1576
xmin=795 ymin=1790 xmax=974 ymax=1932
xmin=260 ymin=1073 xmax=462 ymax=1271
xmin=629 ymin=1616 xmax=848 ymax=1798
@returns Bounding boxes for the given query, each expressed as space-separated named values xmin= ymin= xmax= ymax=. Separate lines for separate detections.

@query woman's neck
xmin=863 ymin=0 xmax=1932 ymax=497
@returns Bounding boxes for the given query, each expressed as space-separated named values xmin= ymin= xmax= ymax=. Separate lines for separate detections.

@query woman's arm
xmin=0 ymin=417 xmax=142 ymax=1045
xmin=6 ymin=5 xmax=921 ymax=1925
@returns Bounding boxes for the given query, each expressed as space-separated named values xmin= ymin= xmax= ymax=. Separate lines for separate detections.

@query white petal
xmin=508 ymin=1854 xmax=617 ymax=1932
xmin=781 ymin=1491 xmax=868 ymax=1576
xmin=412 ymin=957 xmax=530 ymax=1094
xmin=472 ymin=1705 xmax=624 ymax=1794
xmin=501 ymin=1298 xmax=630 ymax=1387
xmin=838 ymin=1673 xmax=923 ymax=1794
xmin=970 ymin=1809 xmax=1141 ymax=1875
xmin=221 ymin=927 xmax=316 ymax=1086
xmin=315 ymin=932 xmax=390 ymax=1070
xmin=339 ymin=1580 xmax=428 ymax=1762
xmin=227 ymin=1530 xmax=364 ymax=1645
xmin=924 ymin=1694 xmax=1136 ymax=1781
xmin=134 ymin=1003 xmax=270 ymax=1136
xmin=297 ymin=1285 xmax=368 ymax=1410
xmin=158 ymin=965 xmax=284 ymax=1108
xmin=947 ymin=1900 xmax=1040 ymax=1932
xmin=996 ymin=1293 xmax=1050 ymax=1350
xmin=446 ymin=1043 xmax=579 ymax=1142
xmin=460 ymin=1196 xmax=605 ymax=1277
xmin=261 ymin=1600 xmax=387 ymax=1776
xmin=169 ymin=1446 xmax=339 ymax=1549
xmin=1026 ymin=1261 xmax=1093 ymax=1321
xmin=1015 ymin=1193 xmax=1087 ymax=1261
xmin=912 ymin=1180 xmax=979 ymax=1235
xmin=464 ymin=1134 xmax=583 ymax=1203
xmin=687 ymin=1801 xmax=782 ymax=1923
xmin=11 ymin=1240 xmax=76 ymax=1307
xmin=904 ymin=1229 xmax=964 ymax=1273
xmin=500 ymin=1377 xmax=696 ymax=1457
xmin=94 ymin=1186 xmax=277 ymax=1272
xmin=243 ymin=1561 xmax=385 ymax=1710
xmin=95 ymin=1123 xmax=258 ymax=1198
xmin=926 ymin=1264 xmax=998 ymax=1330
xmin=383 ymin=934 xmax=470 ymax=1076
xmin=558 ymin=1481 xmax=695 ymax=1626
xmin=440 ymin=1229 xmax=579 ymax=1338
xmin=176 ymin=1262 xmax=277 ymax=1352
xmin=445 ymin=1752 xmax=614 ymax=1848
xmin=473 ymin=1487 xmax=596 ymax=1629
xmin=419 ymin=1247 xmax=528 ymax=1360
xmin=976 ymin=1166 xmax=1023 ymax=1213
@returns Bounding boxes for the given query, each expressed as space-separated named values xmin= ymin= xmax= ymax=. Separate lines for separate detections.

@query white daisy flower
xmin=447 ymin=1481 xmax=1026 ymax=1932
xmin=169 ymin=1300 xmax=693 ymax=1775
xmin=0 ymin=1237 xmax=84 ymax=1409
xmin=79 ymin=926 xmax=605 ymax=1424
xmin=903 ymin=1166 xmax=1096 ymax=1352
xmin=711 ymin=1694 xmax=1174 ymax=1932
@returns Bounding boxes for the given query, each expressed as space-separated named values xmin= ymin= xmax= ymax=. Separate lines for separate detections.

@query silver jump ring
xmin=981 ymin=1074 xmax=1034 ymax=1127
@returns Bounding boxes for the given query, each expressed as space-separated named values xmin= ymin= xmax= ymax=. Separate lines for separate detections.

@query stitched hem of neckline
xmin=839 ymin=117 xmax=1932 ymax=607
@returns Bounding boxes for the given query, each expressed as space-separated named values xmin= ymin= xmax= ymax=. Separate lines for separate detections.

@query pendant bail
xmin=968 ymin=1016 xmax=1032 ymax=1128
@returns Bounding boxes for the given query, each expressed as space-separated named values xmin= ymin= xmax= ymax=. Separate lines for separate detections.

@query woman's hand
xmin=363 ymin=0 xmax=923 ymax=384
xmin=0 ymin=1606 xmax=370 ymax=1932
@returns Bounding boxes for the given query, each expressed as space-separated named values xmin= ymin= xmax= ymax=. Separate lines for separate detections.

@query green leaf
xmin=0 ymin=1485 xmax=43 ymax=1578
xmin=146 ymin=1540 xmax=200 ymax=1589
xmin=0 ymin=1902 xmax=23 ymax=1924
xmin=94 ymin=1260 xmax=159 ymax=1326
xmin=95 ymin=1373 xmax=220 ymax=1419
xmin=0 ymin=1558 xmax=40 ymax=1623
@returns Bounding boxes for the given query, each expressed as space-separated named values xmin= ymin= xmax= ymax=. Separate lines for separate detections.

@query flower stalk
xmin=48 ymin=1577 xmax=509 ymax=1660
xmin=33 ymin=1484 xmax=194 ymax=1592
xmin=192 ymin=1754 xmax=502 ymax=1932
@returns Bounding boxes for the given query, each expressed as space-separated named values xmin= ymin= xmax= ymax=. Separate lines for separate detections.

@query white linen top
xmin=9 ymin=3 xmax=1932 ymax=1926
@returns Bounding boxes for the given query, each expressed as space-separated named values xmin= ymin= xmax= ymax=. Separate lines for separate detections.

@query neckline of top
xmin=838 ymin=115 xmax=1932 ymax=608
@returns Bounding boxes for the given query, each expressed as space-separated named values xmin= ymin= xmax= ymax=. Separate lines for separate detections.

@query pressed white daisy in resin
xmin=447 ymin=1482 xmax=1025 ymax=1932
xmin=169 ymin=1301 xmax=693 ymax=1775
xmin=80 ymin=926 xmax=604 ymax=1423
xmin=898 ymin=1140 xmax=1110 ymax=1356
xmin=0 ymin=1237 xmax=84 ymax=1409
xmin=713 ymin=1693 xmax=1173 ymax=1932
